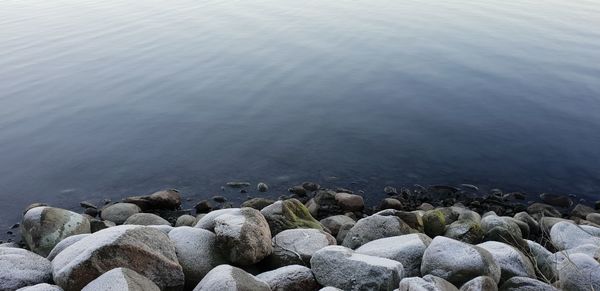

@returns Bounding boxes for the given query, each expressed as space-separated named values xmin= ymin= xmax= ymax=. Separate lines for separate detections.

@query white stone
xmin=0 ymin=248 xmax=52 ymax=291
xmin=399 ymin=275 xmax=458 ymax=291
xmin=269 ymin=228 xmax=336 ymax=267
xmin=256 ymin=265 xmax=318 ymax=291
xmin=47 ymin=234 xmax=90 ymax=261
xmin=477 ymin=241 xmax=535 ymax=283
xmin=550 ymin=221 xmax=600 ymax=250
xmin=557 ymin=253 xmax=600 ymax=291
xmin=16 ymin=283 xmax=63 ymax=291
xmin=81 ymin=268 xmax=160 ymax=291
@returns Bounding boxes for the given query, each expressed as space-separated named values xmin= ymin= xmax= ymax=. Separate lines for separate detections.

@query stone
xmin=423 ymin=209 xmax=446 ymax=238
xmin=419 ymin=203 xmax=434 ymax=211
xmin=550 ymin=221 xmax=600 ymax=250
xmin=168 ymin=227 xmax=225 ymax=288
xmin=355 ymin=233 xmax=431 ymax=277
xmin=194 ymin=208 xmax=241 ymax=229
xmin=306 ymin=190 xmax=342 ymax=218
xmin=499 ymin=276 xmax=558 ymax=291
xmin=260 ymin=199 xmax=323 ymax=235
xmin=554 ymin=244 xmax=600 ymax=264
xmin=213 ymin=208 xmax=272 ymax=265
xmin=513 ymin=212 xmax=539 ymax=237
xmin=581 ymin=225 xmax=600 ymax=237
xmin=334 ymin=193 xmax=364 ymax=212
xmin=319 ymin=215 xmax=355 ymax=237
xmin=525 ymin=240 xmax=557 ymax=282
xmin=539 ymin=217 xmax=569 ymax=235
xmin=289 ymin=186 xmax=307 ymax=196
xmin=81 ymin=268 xmax=160 ymax=291
xmin=194 ymin=200 xmax=212 ymax=214
xmin=444 ymin=219 xmax=484 ymax=244
xmin=379 ymin=198 xmax=403 ymax=210
xmin=557 ymin=253 xmax=600 ymax=291
xmin=123 ymin=189 xmax=181 ymax=210
xmin=192 ymin=264 xmax=270 ymax=291
xmin=336 ymin=223 xmax=354 ymax=244
xmin=0 ymin=242 xmax=19 ymax=248
xmin=15 ymin=283 xmax=63 ymax=291
xmin=571 ymin=204 xmax=596 ymax=219
xmin=375 ymin=209 xmax=423 ymax=231
xmin=421 ymin=236 xmax=501 ymax=286
xmin=539 ymin=193 xmax=572 ymax=208
xmin=52 ymin=225 xmax=184 ymax=291
xmin=0 ymin=248 xmax=52 ymax=291
xmin=257 ymin=182 xmax=269 ymax=192
xmin=241 ymin=198 xmax=274 ymax=210
xmin=175 ymin=214 xmax=197 ymax=227
xmin=23 ymin=203 xmax=49 ymax=215
xmin=269 ymin=228 xmax=336 ymax=267
xmin=21 ymin=207 xmax=91 ymax=256
xmin=527 ymin=203 xmax=560 ymax=218
xmin=256 ymin=265 xmax=319 ymax=291
xmin=459 ymin=276 xmax=497 ymax=291
xmin=384 ymin=186 xmax=398 ymax=195
xmin=399 ymin=275 xmax=458 ymax=291
xmin=123 ymin=213 xmax=170 ymax=226
xmin=100 ymin=203 xmax=141 ymax=224
xmin=586 ymin=213 xmax=600 ymax=225
xmin=477 ymin=241 xmax=535 ymax=283
xmin=302 ymin=182 xmax=320 ymax=191
xmin=46 ymin=234 xmax=90 ymax=261
xmin=310 ymin=246 xmax=404 ymax=291
xmin=342 ymin=215 xmax=414 ymax=249
xmin=89 ymin=219 xmax=115 ymax=233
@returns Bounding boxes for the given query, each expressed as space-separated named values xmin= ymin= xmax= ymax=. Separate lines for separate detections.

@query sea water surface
xmin=1 ymin=0 xmax=600 ymax=235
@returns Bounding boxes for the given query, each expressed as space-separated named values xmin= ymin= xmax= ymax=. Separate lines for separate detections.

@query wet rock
xmin=334 ymin=193 xmax=364 ymax=212
xmin=0 ymin=248 xmax=52 ymax=290
xmin=226 ymin=181 xmax=251 ymax=188
xmin=421 ymin=236 xmax=501 ymax=286
xmin=100 ymin=203 xmax=141 ymax=224
xmin=341 ymin=215 xmax=414 ymax=249
xmin=123 ymin=189 xmax=181 ymax=210
xmin=384 ymin=186 xmax=398 ymax=195
xmin=269 ymin=228 xmax=336 ymax=267
xmin=355 ymin=233 xmax=431 ymax=277
xmin=79 ymin=201 xmax=97 ymax=209
xmin=261 ymin=199 xmax=323 ymax=235
xmin=550 ymin=221 xmax=600 ymax=250
xmin=306 ymin=190 xmax=342 ymax=219
xmin=399 ymin=275 xmax=458 ymax=291
xmin=319 ymin=215 xmax=355 ymax=237
xmin=499 ymin=276 xmax=558 ymax=291
xmin=539 ymin=193 xmax=572 ymax=208
xmin=289 ymin=186 xmax=307 ymax=196
xmin=527 ymin=203 xmax=560 ymax=218
xmin=83 ymin=208 xmax=98 ymax=217
xmin=310 ymin=245 xmax=404 ymax=291
xmin=168 ymin=227 xmax=225 ymax=288
xmin=423 ymin=209 xmax=446 ymax=238
xmin=15 ymin=283 xmax=63 ymax=291
xmin=175 ymin=214 xmax=197 ymax=227
xmin=557 ymin=253 xmax=600 ymax=291
xmin=212 ymin=196 xmax=227 ymax=203
xmin=192 ymin=264 xmax=270 ymax=291
xmin=477 ymin=241 xmax=535 ymax=283
xmin=46 ymin=234 xmax=90 ymax=261
xmin=256 ymin=265 xmax=319 ymax=291
xmin=81 ymin=268 xmax=159 ymax=291
xmin=124 ymin=213 xmax=170 ymax=226
xmin=302 ymin=182 xmax=320 ymax=192
xmin=21 ymin=207 xmax=91 ymax=256
xmin=52 ymin=226 xmax=184 ymax=291
xmin=242 ymin=197 xmax=275 ymax=210
xmin=460 ymin=276 xmax=497 ymax=291
xmin=194 ymin=200 xmax=212 ymax=214
xmin=257 ymin=182 xmax=269 ymax=192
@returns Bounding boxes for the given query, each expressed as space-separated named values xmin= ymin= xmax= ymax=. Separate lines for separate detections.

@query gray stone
xmin=399 ymin=275 xmax=458 ymax=291
xmin=554 ymin=244 xmax=599 ymax=265
xmin=499 ymin=276 xmax=558 ymax=291
xmin=81 ymin=268 xmax=160 ymax=291
xmin=557 ymin=253 xmax=600 ymax=291
xmin=336 ymin=223 xmax=354 ymax=244
xmin=256 ymin=265 xmax=319 ymax=291
xmin=319 ymin=215 xmax=355 ymax=237
xmin=194 ymin=208 xmax=241 ymax=230
xmin=586 ymin=213 xmax=600 ymax=225
xmin=444 ymin=219 xmax=484 ymax=244
xmin=260 ymin=199 xmax=323 ymax=235
xmin=513 ymin=212 xmax=539 ymax=237
xmin=550 ymin=221 xmax=600 ymax=250
xmin=46 ymin=234 xmax=90 ymax=261
xmin=477 ymin=241 xmax=535 ymax=283
xmin=175 ymin=214 xmax=197 ymax=227
xmin=16 ymin=284 xmax=63 ymax=291
xmin=310 ymin=246 xmax=404 ymax=291
xmin=355 ymin=233 xmax=431 ymax=277
xmin=100 ymin=203 xmax=141 ymax=224
xmin=124 ymin=213 xmax=171 ymax=226
xmin=168 ymin=227 xmax=225 ymax=287
xmin=525 ymin=240 xmax=557 ymax=282
xmin=52 ymin=225 xmax=184 ymax=291
xmin=269 ymin=228 xmax=336 ymax=267
xmin=421 ymin=236 xmax=501 ymax=286
xmin=0 ymin=242 xmax=19 ymax=248
xmin=257 ymin=182 xmax=269 ymax=192
xmin=342 ymin=215 xmax=414 ymax=249
xmin=89 ymin=219 xmax=115 ymax=232
xmin=214 ymin=208 xmax=272 ymax=265
xmin=460 ymin=276 xmax=497 ymax=291
xmin=192 ymin=264 xmax=270 ymax=291
xmin=334 ymin=193 xmax=364 ymax=212
xmin=423 ymin=209 xmax=446 ymax=238
xmin=123 ymin=189 xmax=181 ymax=210
xmin=21 ymin=207 xmax=91 ymax=256
xmin=0 ymin=248 xmax=52 ymax=291
xmin=527 ymin=203 xmax=561 ymax=218
xmin=375 ymin=209 xmax=424 ymax=231
xmin=572 ymin=204 xmax=596 ymax=219
xmin=241 ymin=198 xmax=274 ymax=210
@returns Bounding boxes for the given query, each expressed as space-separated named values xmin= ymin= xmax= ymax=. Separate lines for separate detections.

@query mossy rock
xmin=260 ymin=199 xmax=323 ymax=235
xmin=444 ymin=219 xmax=484 ymax=244
xmin=423 ymin=209 xmax=446 ymax=238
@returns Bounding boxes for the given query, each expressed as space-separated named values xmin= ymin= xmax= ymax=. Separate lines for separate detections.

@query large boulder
xmin=15 ymin=283 xmax=63 ymax=291
xmin=256 ymin=265 xmax=319 ymax=291
xmin=168 ymin=227 xmax=225 ymax=288
xmin=260 ymin=199 xmax=323 ymax=235
xmin=123 ymin=189 xmax=181 ymax=210
xmin=398 ymin=275 xmax=458 ymax=291
xmin=459 ymin=276 xmax=497 ymax=291
xmin=124 ymin=213 xmax=171 ymax=226
xmin=550 ymin=221 xmax=600 ymax=250
xmin=52 ymin=225 xmax=184 ymax=291
xmin=194 ymin=208 xmax=241 ymax=229
xmin=341 ymin=215 xmax=414 ymax=249
xmin=0 ymin=248 xmax=52 ymax=291
xmin=310 ymin=245 xmax=404 ymax=291
xmin=355 ymin=233 xmax=431 ymax=277
xmin=319 ymin=215 xmax=355 ymax=237
xmin=499 ymin=276 xmax=558 ymax=291
xmin=421 ymin=236 xmax=501 ymax=286
xmin=81 ymin=268 xmax=159 ymax=291
xmin=481 ymin=215 xmax=523 ymax=246
xmin=557 ymin=253 xmax=600 ymax=291
xmin=192 ymin=264 xmax=270 ymax=291
xmin=21 ymin=207 xmax=91 ymax=256
xmin=477 ymin=241 xmax=535 ymax=283
xmin=269 ymin=228 xmax=336 ymax=267
xmin=100 ymin=203 xmax=141 ymax=224
xmin=47 ymin=234 xmax=90 ymax=261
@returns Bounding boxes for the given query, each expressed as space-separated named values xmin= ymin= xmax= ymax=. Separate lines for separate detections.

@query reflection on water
xmin=1 ymin=0 xmax=600 ymax=233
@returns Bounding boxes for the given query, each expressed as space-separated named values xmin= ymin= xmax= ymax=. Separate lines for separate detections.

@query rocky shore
xmin=1 ymin=183 xmax=600 ymax=291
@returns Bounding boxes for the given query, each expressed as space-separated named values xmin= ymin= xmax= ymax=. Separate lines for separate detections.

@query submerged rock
xmin=81 ymin=268 xmax=159 ymax=291
xmin=257 ymin=182 xmax=269 ymax=192
xmin=0 ymin=248 xmax=52 ymax=291
xmin=192 ymin=264 xmax=270 ymax=291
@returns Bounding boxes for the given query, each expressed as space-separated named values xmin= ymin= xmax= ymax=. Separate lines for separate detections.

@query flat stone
xmin=15 ymin=283 xmax=63 ymax=291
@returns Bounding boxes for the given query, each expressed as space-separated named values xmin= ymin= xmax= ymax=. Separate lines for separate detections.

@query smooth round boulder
xmin=421 ymin=236 xmax=501 ymax=286
xmin=168 ymin=227 xmax=225 ymax=287
xmin=557 ymin=253 xmax=600 ymax=291
xmin=310 ymin=245 xmax=404 ymax=291
xmin=21 ymin=207 xmax=91 ymax=256
xmin=444 ymin=219 xmax=484 ymax=244
xmin=256 ymin=265 xmax=319 ymax=291
xmin=550 ymin=221 xmax=600 ymax=250
xmin=355 ymin=233 xmax=431 ymax=277
xmin=194 ymin=208 xmax=242 ymax=229
xmin=269 ymin=228 xmax=336 ymax=267
xmin=342 ymin=215 xmax=414 ymax=249
xmin=100 ymin=203 xmax=141 ymax=224
xmin=46 ymin=234 xmax=90 ymax=261
xmin=0 ymin=248 xmax=52 ymax=291
xmin=175 ymin=214 xmax=197 ymax=227
xmin=399 ymin=275 xmax=458 ymax=291
xmin=334 ymin=193 xmax=364 ymax=212
xmin=81 ymin=268 xmax=159 ymax=291
xmin=499 ymin=276 xmax=558 ymax=291
xmin=52 ymin=225 xmax=184 ymax=291
xmin=124 ymin=213 xmax=170 ymax=226
xmin=15 ymin=284 xmax=63 ymax=291
xmin=477 ymin=241 xmax=535 ymax=283
xmin=260 ymin=199 xmax=323 ymax=235
xmin=460 ymin=276 xmax=497 ymax=291
xmin=192 ymin=264 xmax=270 ymax=291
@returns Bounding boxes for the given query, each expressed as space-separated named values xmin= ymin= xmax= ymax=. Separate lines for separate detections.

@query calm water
xmin=1 ymin=0 xmax=600 ymax=234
